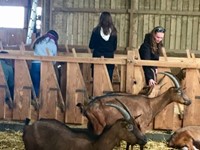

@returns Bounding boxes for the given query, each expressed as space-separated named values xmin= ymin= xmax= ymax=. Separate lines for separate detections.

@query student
xmin=89 ymin=11 xmax=117 ymax=81
xmin=139 ymin=26 xmax=166 ymax=87
xmin=30 ymin=30 xmax=59 ymax=97
xmin=0 ymin=51 xmax=14 ymax=108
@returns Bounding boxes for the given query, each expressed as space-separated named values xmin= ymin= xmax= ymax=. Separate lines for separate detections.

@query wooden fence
xmin=0 ymin=48 xmax=200 ymax=131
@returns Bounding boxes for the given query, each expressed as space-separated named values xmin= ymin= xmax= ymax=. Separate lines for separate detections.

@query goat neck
xmin=149 ymin=87 xmax=178 ymax=119
xmin=92 ymin=119 xmax=136 ymax=150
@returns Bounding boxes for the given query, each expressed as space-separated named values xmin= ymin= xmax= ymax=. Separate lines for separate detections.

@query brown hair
xmin=150 ymin=26 xmax=165 ymax=54
xmin=97 ymin=11 xmax=117 ymax=36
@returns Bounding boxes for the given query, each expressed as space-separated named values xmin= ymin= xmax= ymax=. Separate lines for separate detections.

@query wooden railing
xmin=0 ymin=48 xmax=200 ymax=130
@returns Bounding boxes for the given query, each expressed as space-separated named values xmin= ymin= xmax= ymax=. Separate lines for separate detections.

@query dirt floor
xmin=0 ymin=130 xmax=177 ymax=150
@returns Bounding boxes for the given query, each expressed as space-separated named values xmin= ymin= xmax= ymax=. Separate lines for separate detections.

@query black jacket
xmin=139 ymin=33 xmax=159 ymax=84
xmin=89 ymin=26 xmax=117 ymax=58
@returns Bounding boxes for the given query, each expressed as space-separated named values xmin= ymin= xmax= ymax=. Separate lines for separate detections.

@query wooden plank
xmin=39 ymin=62 xmax=65 ymax=121
xmin=82 ymin=13 xmax=89 ymax=45
xmin=120 ymin=65 xmax=126 ymax=92
xmin=93 ymin=63 xmax=113 ymax=96
xmin=13 ymin=60 xmax=36 ymax=121
xmin=111 ymin=0 xmax=116 ymax=9
xmin=183 ymin=68 xmax=200 ymax=126
xmin=126 ymin=51 xmax=135 ymax=93
xmin=198 ymin=20 xmax=200 ymax=50
xmin=181 ymin=16 xmax=187 ymax=50
xmin=72 ymin=13 xmax=78 ymax=45
xmin=94 ymin=0 xmax=100 ymax=9
xmin=177 ymin=0 xmax=183 ymax=10
xmin=186 ymin=17 xmax=193 ymax=50
xmin=143 ymin=0 xmax=149 ymax=32
xmin=175 ymin=16 xmax=182 ymax=50
xmin=192 ymin=17 xmax=198 ymax=50
xmin=129 ymin=0 xmax=138 ymax=48
xmin=77 ymin=13 xmax=84 ymax=45
xmin=169 ymin=15 xmax=176 ymax=50
xmin=67 ymin=13 xmax=73 ymax=45
xmin=132 ymin=50 xmax=145 ymax=94
xmin=165 ymin=15 xmax=171 ymax=50
xmin=137 ymin=14 xmax=144 ymax=47
xmin=66 ymin=62 xmax=88 ymax=124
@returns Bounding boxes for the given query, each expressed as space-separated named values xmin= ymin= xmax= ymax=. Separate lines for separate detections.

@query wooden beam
xmin=53 ymin=7 xmax=128 ymax=14
xmin=128 ymin=9 xmax=200 ymax=16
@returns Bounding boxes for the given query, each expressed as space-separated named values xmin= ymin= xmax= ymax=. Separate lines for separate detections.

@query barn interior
xmin=0 ymin=0 xmax=200 ymax=149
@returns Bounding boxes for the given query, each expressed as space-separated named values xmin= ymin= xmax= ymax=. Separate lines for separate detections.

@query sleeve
xmin=113 ymin=35 xmax=117 ymax=51
xmin=139 ymin=44 xmax=156 ymax=84
xmin=89 ymin=29 xmax=96 ymax=50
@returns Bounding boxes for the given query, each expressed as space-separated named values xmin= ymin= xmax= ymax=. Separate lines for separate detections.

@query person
xmin=139 ymin=26 xmax=166 ymax=87
xmin=89 ymin=11 xmax=117 ymax=81
xmin=0 ymin=51 xmax=14 ymax=108
xmin=30 ymin=30 xmax=59 ymax=97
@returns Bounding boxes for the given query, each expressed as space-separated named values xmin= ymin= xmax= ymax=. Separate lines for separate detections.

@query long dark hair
xmin=32 ymin=30 xmax=59 ymax=49
xmin=97 ymin=11 xmax=117 ymax=36
xmin=150 ymin=26 xmax=165 ymax=54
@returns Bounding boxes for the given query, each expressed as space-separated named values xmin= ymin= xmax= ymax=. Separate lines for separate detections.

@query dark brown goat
xmin=23 ymin=103 xmax=147 ymax=150
xmin=168 ymin=126 xmax=200 ymax=150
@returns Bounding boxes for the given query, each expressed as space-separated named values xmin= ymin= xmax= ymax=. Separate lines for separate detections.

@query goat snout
xmin=184 ymin=99 xmax=192 ymax=106
xmin=138 ymin=135 xmax=147 ymax=145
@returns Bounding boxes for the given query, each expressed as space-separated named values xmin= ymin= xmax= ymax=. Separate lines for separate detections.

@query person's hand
xmin=149 ymin=79 xmax=156 ymax=87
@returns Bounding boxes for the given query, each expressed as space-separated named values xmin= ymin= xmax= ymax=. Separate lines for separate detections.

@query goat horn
xmin=157 ymin=72 xmax=180 ymax=88
xmin=114 ymin=98 xmax=132 ymax=117
xmin=105 ymin=103 xmax=131 ymax=120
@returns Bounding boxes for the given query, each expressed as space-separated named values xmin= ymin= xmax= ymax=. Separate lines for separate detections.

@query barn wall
xmin=49 ymin=0 xmax=200 ymax=52
xmin=130 ymin=0 xmax=200 ymax=52
xmin=49 ymin=0 xmax=130 ymax=51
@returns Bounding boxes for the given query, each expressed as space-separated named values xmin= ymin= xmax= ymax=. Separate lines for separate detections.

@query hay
xmin=113 ymin=140 xmax=177 ymax=150
xmin=0 ymin=130 xmax=24 ymax=150
xmin=0 ymin=130 xmax=177 ymax=150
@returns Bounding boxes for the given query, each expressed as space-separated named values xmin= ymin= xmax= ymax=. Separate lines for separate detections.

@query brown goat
xmin=77 ymin=72 xmax=191 ymax=150
xmin=168 ymin=126 xmax=200 ymax=150
xmin=80 ymin=72 xmax=191 ymax=135
xmin=23 ymin=103 xmax=147 ymax=150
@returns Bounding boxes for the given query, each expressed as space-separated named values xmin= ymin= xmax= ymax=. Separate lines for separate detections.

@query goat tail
xmin=24 ymin=118 xmax=31 ymax=125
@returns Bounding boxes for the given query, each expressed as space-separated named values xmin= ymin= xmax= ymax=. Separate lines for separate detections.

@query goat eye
xmin=127 ymin=124 xmax=133 ymax=131
xmin=177 ymin=90 xmax=182 ymax=95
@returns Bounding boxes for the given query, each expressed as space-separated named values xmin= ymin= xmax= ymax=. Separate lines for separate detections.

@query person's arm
xmin=89 ymin=29 xmax=97 ymax=50
xmin=113 ymin=35 xmax=117 ymax=51
xmin=139 ymin=45 xmax=156 ymax=86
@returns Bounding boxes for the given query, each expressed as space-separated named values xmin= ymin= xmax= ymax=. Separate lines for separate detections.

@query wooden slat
xmin=39 ymin=62 xmax=64 ymax=121
xmin=66 ymin=62 xmax=87 ymax=124
xmin=93 ymin=63 xmax=113 ymax=96
xmin=13 ymin=60 xmax=35 ymax=120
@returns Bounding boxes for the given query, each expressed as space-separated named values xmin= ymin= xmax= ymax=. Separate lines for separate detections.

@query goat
xmin=168 ymin=126 xmax=200 ymax=150
xmin=77 ymin=72 xmax=191 ymax=149
xmin=22 ymin=103 xmax=147 ymax=150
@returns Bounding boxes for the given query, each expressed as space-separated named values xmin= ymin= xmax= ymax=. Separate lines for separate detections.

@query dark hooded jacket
xmin=89 ymin=26 xmax=117 ymax=58
xmin=139 ymin=33 xmax=160 ymax=85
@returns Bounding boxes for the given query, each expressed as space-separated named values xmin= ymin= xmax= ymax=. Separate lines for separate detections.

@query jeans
xmin=30 ymin=63 xmax=40 ymax=97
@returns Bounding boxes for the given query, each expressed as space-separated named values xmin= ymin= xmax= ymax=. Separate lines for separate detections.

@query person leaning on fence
xmin=89 ymin=11 xmax=117 ymax=81
xmin=30 ymin=30 xmax=59 ymax=97
xmin=0 ymin=51 xmax=14 ymax=107
xmin=139 ymin=26 xmax=166 ymax=87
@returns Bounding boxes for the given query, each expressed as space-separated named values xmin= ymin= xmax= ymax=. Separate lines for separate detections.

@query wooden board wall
xmin=46 ymin=0 xmax=200 ymax=52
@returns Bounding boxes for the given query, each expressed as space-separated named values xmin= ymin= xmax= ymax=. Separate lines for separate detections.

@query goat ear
xmin=76 ymin=103 xmax=85 ymax=114
xmin=134 ymin=114 xmax=142 ymax=119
